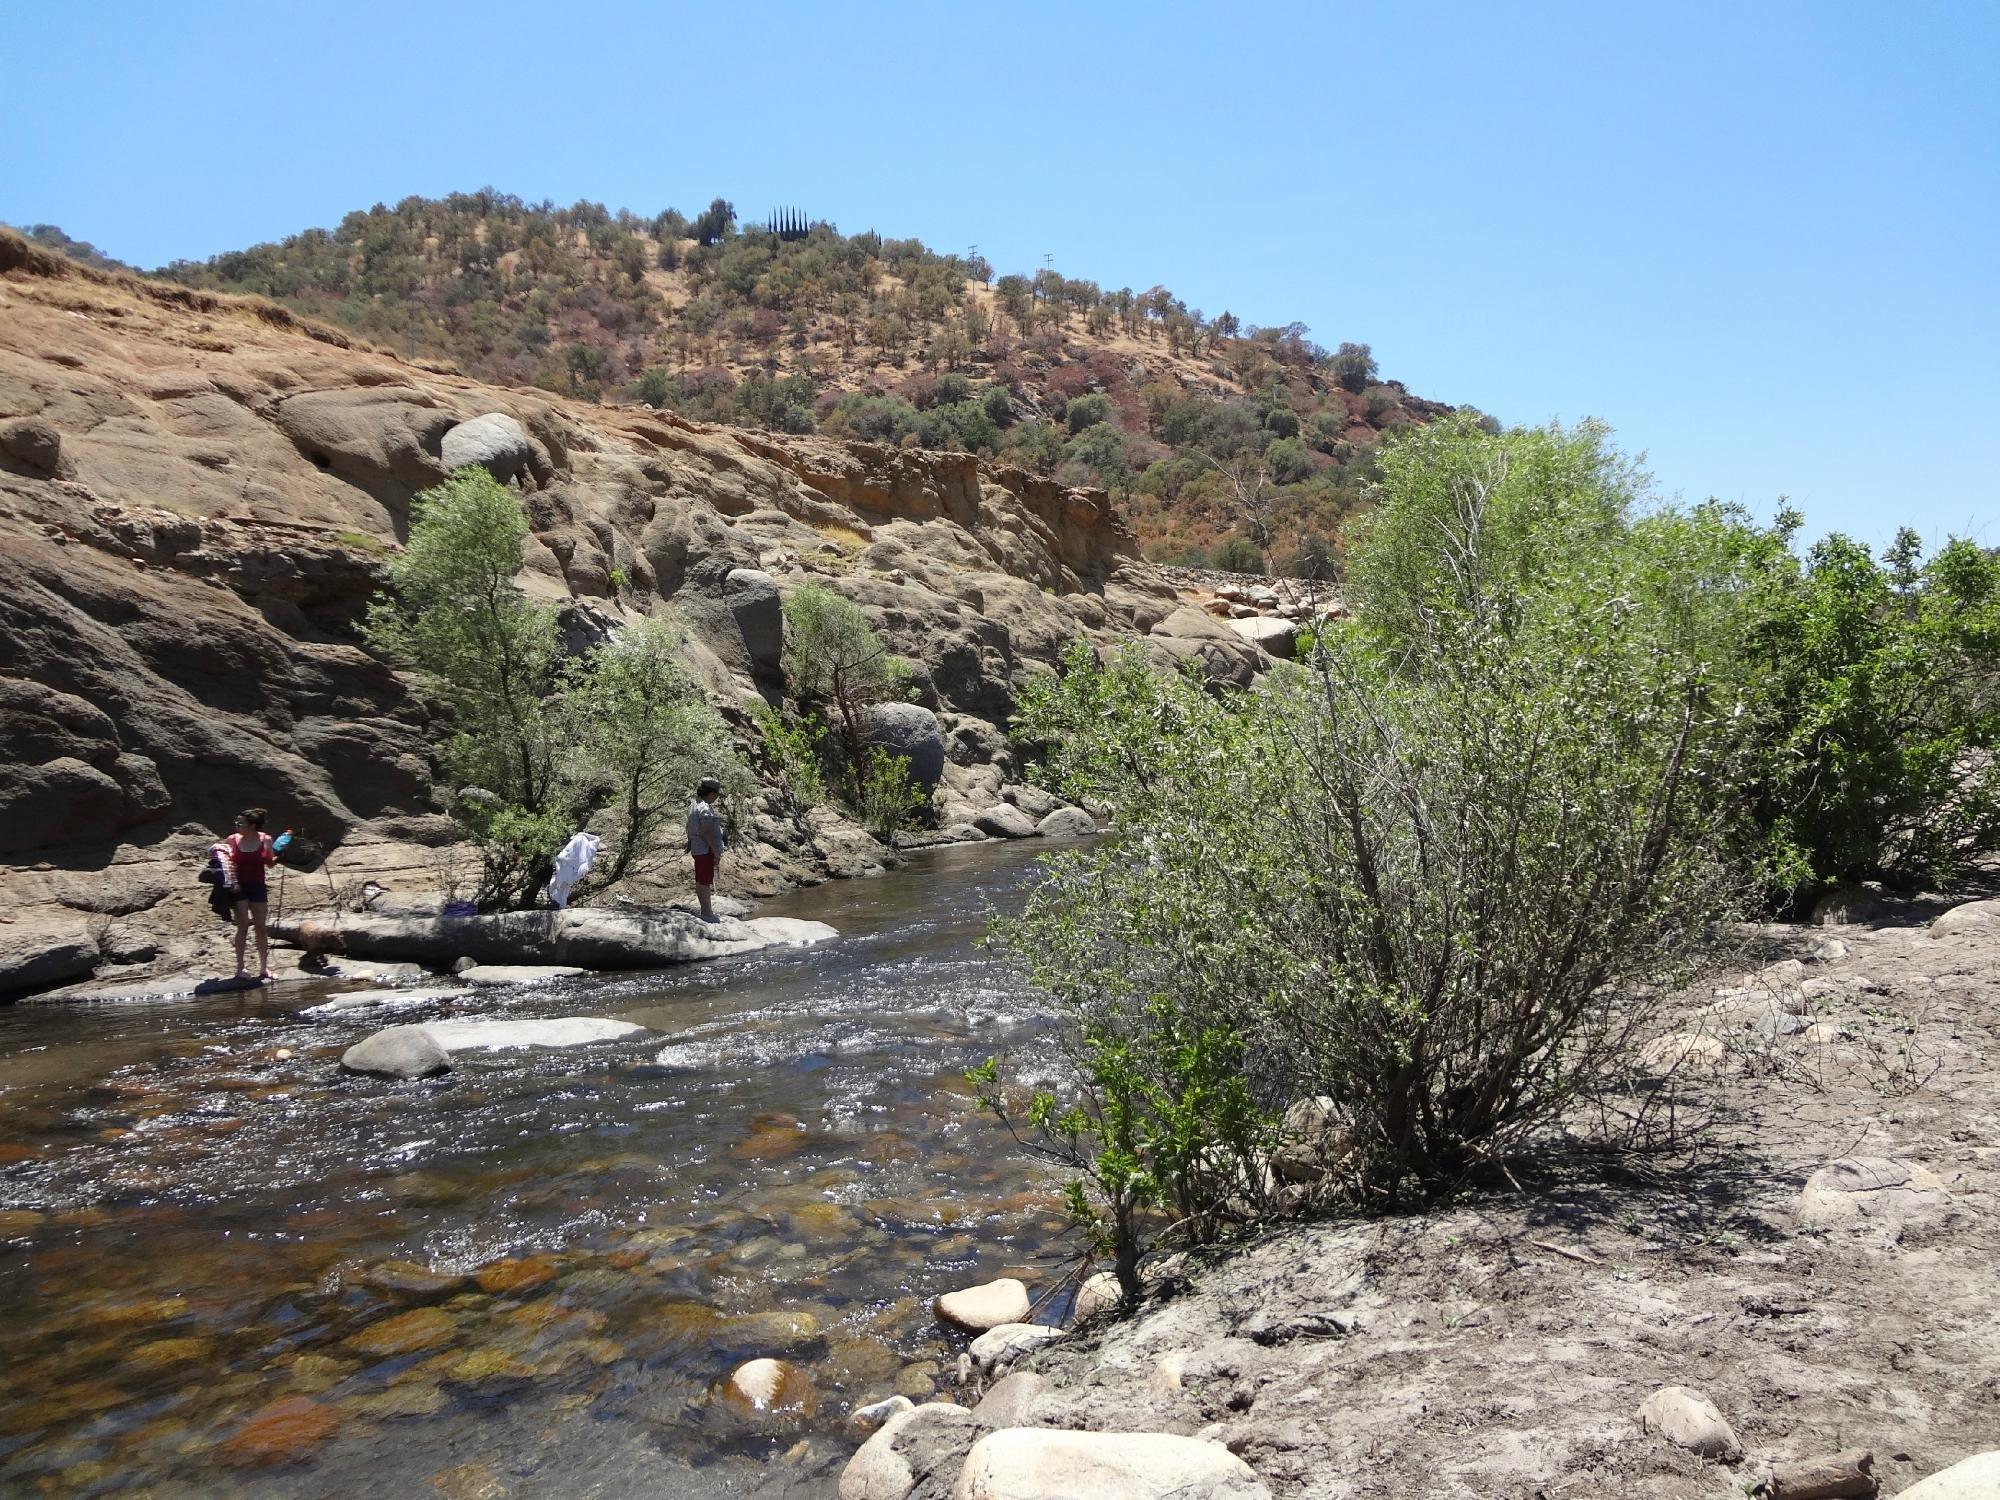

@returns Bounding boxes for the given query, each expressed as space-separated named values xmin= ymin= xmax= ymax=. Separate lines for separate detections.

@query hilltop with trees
xmin=138 ymin=191 xmax=1453 ymax=569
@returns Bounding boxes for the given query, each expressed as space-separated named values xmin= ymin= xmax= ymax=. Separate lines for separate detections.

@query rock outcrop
xmin=0 ymin=230 xmax=1264 ymax=998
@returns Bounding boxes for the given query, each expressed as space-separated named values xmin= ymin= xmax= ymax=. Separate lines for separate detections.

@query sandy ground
xmin=975 ymin=892 xmax=2000 ymax=1498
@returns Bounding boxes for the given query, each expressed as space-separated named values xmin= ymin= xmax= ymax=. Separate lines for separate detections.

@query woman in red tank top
xmin=226 ymin=807 xmax=278 ymax=982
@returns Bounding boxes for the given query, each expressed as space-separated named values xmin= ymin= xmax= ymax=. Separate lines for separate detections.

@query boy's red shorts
xmin=693 ymin=853 xmax=718 ymax=885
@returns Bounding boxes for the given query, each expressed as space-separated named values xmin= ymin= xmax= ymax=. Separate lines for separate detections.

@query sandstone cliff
xmin=0 ymin=231 xmax=1261 ymax=997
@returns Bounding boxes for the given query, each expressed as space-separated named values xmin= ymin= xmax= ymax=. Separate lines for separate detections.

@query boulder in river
xmin=340 ymin=1024 xmax=450 ymax=1079
xmin=456 ymin=964 xmax=588 ymax=987
xmin=1035 ymin=807 xmax=1096 ymax=839
xmin=720 ymin=1357 xmax=816 ymax=1420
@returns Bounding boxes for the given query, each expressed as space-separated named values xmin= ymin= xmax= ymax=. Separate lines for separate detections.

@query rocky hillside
xmin=0 ymin=227 xmax=1273 ymax=998
xmin=99 ymin=193 xmax=1454 ymax=564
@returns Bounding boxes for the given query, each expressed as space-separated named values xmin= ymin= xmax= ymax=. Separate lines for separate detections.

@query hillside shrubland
xmin=987 ymin=414 xmax=2000 ymax=1294
xmin=141 ymin=191 xmax=1448 ymax=566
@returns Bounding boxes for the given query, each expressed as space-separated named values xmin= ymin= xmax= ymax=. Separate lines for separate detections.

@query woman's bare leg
xmin=233 ymin=903 xmax=251 ymax=978
xmin=251 ymin=901 xmax=271 ymax=980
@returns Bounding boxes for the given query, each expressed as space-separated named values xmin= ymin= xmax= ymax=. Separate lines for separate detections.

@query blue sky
xmin=4 ymin=0 xmax=1994 ymax=549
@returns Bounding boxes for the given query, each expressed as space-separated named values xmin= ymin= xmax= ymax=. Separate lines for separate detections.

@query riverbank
xmin=887 ymin=891 xmax=2000 ymax=1499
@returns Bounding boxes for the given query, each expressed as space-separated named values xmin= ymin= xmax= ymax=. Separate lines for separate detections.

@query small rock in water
xmin=1637 ymin=1385 xmax=1742 ymax=1461
xmin=344 ymin=1306 xmax=458 ymax=1359
xmin=455 ymin=963 xmax=589 ymax=987
xmin=937 ymin=1277 xmax=1032 ymax=1332
xmin=273 ymin=1048 xmax=293 ymax=1061
xmin=217 ymin=1397 xmax=342 ymax=1467
xmin=720 ymin=1357 xmax=816 ymax=1419
xmin=361 ymin=1260 xmax=470 ymax=1302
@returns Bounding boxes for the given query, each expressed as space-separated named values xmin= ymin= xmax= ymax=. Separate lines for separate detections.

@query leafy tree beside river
xmin=987 ymin=415 xmax=2000 ymax=1297
xmin=363 ymin=469 xmax=745 ymax=906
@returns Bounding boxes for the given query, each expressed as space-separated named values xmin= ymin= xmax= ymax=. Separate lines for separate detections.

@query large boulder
xmin=340 ymin=1025 xmax=450 ymax=1079
xmin=0 ymin=934 xmax=99 ymax=1000
xmin=725 ymin=568 xmax=785 ymax=680
xmin=1225 ymin=615 xmax=1299 ymax=660
xmin=973 ymin=805 xmax=1038 ymax=840
xmin=867 ymin=703 xmax=947 ymax=791
xmin=956 ymin=1429 xmax=1272 ymax=1499
xmin=439 ymin=413 xmax=536 ymax=484
xmin=1899 ymin=1452 xmax=2000 ymax=1500
xmin=0 ymin=417 xmax=71 ymax=477
xmin=1035 ymin=807 xmax=1095 ymax=839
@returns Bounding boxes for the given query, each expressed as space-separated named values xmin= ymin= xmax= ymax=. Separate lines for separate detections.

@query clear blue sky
xmin=5 ymin=0 xmax=1994 ymax=549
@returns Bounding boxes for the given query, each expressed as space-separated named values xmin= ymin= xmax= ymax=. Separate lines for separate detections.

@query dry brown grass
xmin=0 ymin=226 xmax=382 ymax=356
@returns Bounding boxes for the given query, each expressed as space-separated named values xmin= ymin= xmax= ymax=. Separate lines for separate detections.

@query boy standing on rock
xmin=686 ymin=776 xmax=725 ymax=923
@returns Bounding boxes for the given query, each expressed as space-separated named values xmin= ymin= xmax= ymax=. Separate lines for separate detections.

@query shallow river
xmin=0 ymin=842 xmax=1072 ymax=1497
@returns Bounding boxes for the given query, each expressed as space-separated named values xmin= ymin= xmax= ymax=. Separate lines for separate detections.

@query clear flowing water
xmin=0 ymin=842 xmax=1073 ymax=1497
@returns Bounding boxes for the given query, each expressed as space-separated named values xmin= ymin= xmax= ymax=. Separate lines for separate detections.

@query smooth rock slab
xmin=936 ymin=1277 xmax=1031 ymax=1332
xmin=956 ymin=1429 xmax=1272 ymax=1499
xmin=1797 ymin=1157 xmax=1950 ymax=1229
xmin=1898 ymin=1451 xmax=2000 ymax=1499
xmin=967 ymin=1323 xmax=1064 ymax=1374
xmin=1637 ymin=1385 xmax=1742 ymax=1462
xmin=340 ymin=1024 xmax=450 ymax=1079
xmin=972 ymin=1371 xmax=1047 ymax=1428
xmin=422 ymin=1017 xmax=649 ymax=1053
xmin=456 ymin=964 xmax=588 ymax=987
xmin=278 ymin=908 xmax=835 ymax=971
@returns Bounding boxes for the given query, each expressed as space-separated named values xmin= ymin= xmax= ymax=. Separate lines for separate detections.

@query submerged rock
xmin=422 ymin=1017 xmax=650 ymax=1053
xmin=721 ymin=1357 xmax=817 ymax=1419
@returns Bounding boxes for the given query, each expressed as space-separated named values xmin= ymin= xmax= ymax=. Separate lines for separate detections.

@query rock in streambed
xmin=341 ymin=1017 xmax=651 ymax=1076
xmin=279 ymin=908 xmax=836 ymax=970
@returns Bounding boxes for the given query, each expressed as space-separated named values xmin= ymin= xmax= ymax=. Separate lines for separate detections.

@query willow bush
xmin=988 ymin=419 xmax=1762 ymax=1293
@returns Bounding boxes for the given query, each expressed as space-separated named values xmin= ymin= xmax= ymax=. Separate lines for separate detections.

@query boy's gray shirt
xmin=686 ymin=798 xmax=724 ymax=856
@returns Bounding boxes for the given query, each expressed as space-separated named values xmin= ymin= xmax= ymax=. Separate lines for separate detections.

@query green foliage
xmin=995 ymin=419 xmax=1766 ymax=1276
xmin=753 ymin=704 xmax=829 ymax=829
xmin=1208 ymin=536 xmax=1263 ymax=573
xmin=560 ymin=616 xmax=742 ymax=887
xmin=781 ymin=583 xmax=907 ymax=792
xmin=1290 ymin=531 xmax=1338 ymax=583
xmin=1748 ymin=525 xmax=2000 ymax=897
xmin=1330 ymin=341 xmax=1378 ymax=392
xmin=856 ymin=747 xmax=928 ymax=847
xmin=1064 ymin=392 xmax=1112 ymax=434
xmin=364 ymin=469 xmax=564 ymax=821
xmin=367 ymin=473 xmax=742 ymax=906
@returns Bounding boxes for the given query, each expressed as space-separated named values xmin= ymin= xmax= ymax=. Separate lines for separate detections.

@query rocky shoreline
xmin=813 ymin=893 xmax=2000 ymax=1499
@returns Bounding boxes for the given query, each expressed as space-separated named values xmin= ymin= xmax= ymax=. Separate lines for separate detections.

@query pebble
xmin=846 ymin=1394 xmax=913 ymax=1437
xmin=216 ymin=1397 xmax=341 ymax=1466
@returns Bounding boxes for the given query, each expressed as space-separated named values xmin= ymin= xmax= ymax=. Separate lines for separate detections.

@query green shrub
xmin=857 ymin=746 xmax=927 ymax=847
xmin=1208 ymin=536 xmax=1263 ymax=573
xmin=753 ymin=704 xmax=829 ymax=829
